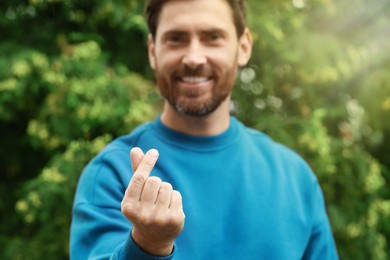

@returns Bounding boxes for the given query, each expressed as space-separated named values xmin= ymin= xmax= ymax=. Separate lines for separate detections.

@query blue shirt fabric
xmin=70 ymin=116 xmax=338 ymax=259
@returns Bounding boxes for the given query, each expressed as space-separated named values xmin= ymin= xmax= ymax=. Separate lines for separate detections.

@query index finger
xmin=126 ymin=149 xmax=159 ymax=200
xmin=130 ymin=147 xmax=144 ymax=173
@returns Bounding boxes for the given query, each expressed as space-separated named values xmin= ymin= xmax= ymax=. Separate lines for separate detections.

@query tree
xmin=0 ymin=0 xmax=389 ymax=258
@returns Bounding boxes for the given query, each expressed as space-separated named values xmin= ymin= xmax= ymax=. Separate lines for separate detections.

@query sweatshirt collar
xmin=152 ymin=115 xmax=240 ymax=152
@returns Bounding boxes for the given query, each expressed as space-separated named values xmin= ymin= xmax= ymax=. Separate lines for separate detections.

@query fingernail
xmin=130 ymin=147 xmax=141 ymax=153
xmin=148 ymin=149 xmax=159 ymax=158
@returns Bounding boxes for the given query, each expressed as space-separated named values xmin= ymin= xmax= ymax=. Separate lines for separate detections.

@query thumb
xmin=130 ymin=147 xmax=144 ymax=173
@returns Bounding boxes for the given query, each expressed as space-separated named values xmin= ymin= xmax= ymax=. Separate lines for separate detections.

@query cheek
xmin=209 ymin=47 xmax=239 ymax=68
xmin=155 ymin=48 xmax=183 ymax=69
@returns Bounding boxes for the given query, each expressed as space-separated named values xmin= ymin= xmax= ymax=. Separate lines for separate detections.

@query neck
xmin=160 ymin=98 xmax=231 ymax=136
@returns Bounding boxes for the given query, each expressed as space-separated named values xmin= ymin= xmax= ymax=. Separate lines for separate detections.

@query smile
xmin=180 ymin=77 xmax=211 ymax=84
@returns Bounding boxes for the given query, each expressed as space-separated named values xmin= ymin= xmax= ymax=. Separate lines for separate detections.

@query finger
xmin=169 ymin=190 xmax=183 ymax=210
xmin=170 ymin=191 xmax=185 ymax=221
xmin=130 ymin=147 xmax=144 ymax=173
xmin=135 ymin=149 xmax=159 ymax=179
xmin=126 ymin=149 xmax=159 ymax=200
xmin=140 ymin=176 xmax=162 ymax=204
xmin=155 ymin=182 xmax=173 ymax=208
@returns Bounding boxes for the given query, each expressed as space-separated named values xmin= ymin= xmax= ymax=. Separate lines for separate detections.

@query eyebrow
xmin=162 ymin=30 xmax=187 ymax=36
xmin=159 ymin=30 xmax=186 ymax=40
xmin=161 ymin=28 xmax=227 ymax=38
xmin=201 ymin=28 xmax=227 ymax=37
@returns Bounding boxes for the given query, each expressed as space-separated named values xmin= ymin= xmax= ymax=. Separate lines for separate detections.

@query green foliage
xmin=9 ymin=136 xmax=112 ymax=259
xmin=26 ymin=40 xmax=158 ymax=152
xmin=0 ymin=21 xmax=159 ymax=258
xmin=0 ymin=0 xmax=389 ymax=259
xmin=234 ymin=0 xmax=390 ymax=258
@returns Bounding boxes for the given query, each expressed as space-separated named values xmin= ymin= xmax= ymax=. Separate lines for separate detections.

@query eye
xmin=169 ymin=35 xmax=182 ymax=42
xmin=208 ymin=33 xmax=221 ymax=41
xmin=202 ymin=31 xmax=224 ymax=44
xmin=165 ymin=33 xmax=187 ymax=45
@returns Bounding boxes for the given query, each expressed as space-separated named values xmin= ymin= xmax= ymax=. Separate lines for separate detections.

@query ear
xmin=237 ymin=28 xmax=253 ymax=67
xmin=148 ymin=34 xmax=156 ymax=70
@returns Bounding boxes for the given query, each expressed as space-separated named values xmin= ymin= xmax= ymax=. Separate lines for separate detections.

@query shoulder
xmin=236 ymin=120 xmax=297 ymax=156
xmin=87 ymin=121 xmax=154 ymax=168
xmin=91 ymin=120 xmax=158 ymax=170
xmin=238 ymin=122 xmax=322 ymax=202
xmin=236 ymin=120 xmax=317 ymax=182
xmin=74 ymin=121 xmax=156 ymax=206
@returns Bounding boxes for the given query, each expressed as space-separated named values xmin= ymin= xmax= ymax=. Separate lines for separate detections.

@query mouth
xmin=178 ymin=76 xmax=212 ymax=84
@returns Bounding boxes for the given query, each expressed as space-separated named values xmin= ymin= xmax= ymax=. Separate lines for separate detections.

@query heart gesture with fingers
xmin=121 ymin=147 xmax=185 ymax=256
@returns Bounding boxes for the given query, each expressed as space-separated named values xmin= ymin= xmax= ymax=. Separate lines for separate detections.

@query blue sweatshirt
xmin=70 ymin=116 xmax=338 ymax=259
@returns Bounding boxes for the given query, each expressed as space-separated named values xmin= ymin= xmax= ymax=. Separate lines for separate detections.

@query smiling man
xmin=70 ymin=0 xmax=338 ymax=259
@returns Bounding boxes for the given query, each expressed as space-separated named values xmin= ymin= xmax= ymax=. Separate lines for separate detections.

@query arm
xmin=302 ymin=181 xmax=339 ymax=260
xmin=70 ymin=148 xmax=184 ymax=259
xmin=71 ymin=203 xmax=175 ymax=260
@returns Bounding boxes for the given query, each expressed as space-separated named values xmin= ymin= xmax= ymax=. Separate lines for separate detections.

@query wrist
xmin=131 ymin=229 xmax=174 ymax=257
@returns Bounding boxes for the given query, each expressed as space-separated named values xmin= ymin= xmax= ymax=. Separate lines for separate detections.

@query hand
xmin=121 ymin=147 xmax=185 ymax=256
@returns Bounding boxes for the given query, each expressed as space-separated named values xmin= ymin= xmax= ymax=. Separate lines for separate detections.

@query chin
xmin=171 ymin=99 xmax=221 ymax=117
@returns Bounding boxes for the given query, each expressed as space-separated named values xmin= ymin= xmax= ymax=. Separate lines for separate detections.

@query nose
xmin=182 ymin=40 xmax=206 ymax=69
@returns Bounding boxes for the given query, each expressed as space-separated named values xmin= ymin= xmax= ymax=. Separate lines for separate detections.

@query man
xmin=70 ymin=0 xmax=339 ymax=259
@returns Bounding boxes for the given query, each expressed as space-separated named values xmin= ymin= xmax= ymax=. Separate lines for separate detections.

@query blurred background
xmin=0 ymin=0 xmax=389 ymax=259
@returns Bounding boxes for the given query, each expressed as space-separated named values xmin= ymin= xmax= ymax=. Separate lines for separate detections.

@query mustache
xmin=174 ymin=65 xmax=212 ymax=77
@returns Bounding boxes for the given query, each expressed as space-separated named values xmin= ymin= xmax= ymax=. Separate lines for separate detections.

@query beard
xmin=155 ymin=62 xmax=237 ymax=117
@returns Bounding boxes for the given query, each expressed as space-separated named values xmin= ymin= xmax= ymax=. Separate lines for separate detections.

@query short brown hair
xmin=146 ymin=0 xmax=247 ymax=39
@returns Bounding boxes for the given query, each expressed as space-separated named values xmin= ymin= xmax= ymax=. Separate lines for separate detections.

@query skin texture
xmin=149 ymin=0 xmax=252 ymax=136
xmin=121 ymin=0 xmax=253 ymax=256
xmin=121 ymin=148 xmax=184 ymax=256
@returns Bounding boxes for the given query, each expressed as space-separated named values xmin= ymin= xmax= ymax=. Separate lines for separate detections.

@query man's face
xmin=148 ymin=0 xmax=251 ymax=116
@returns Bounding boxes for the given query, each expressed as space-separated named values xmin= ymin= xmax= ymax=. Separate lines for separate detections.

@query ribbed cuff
xmin=120 ymin=233 xmax=176 ymax=260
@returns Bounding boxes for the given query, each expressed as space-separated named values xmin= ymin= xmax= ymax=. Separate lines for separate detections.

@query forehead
xmin=156 ymin=0 xmax=235 ymax=35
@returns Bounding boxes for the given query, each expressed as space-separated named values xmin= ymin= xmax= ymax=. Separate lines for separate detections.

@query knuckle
xmin=166 ymin=213 xmax=183 ymax=227
xmin=121 ymin=202 xmax=138 ymax=219
xmin=132 ymin=174 xmax=146 ymax=185
xmin=161 ymin=182 xmax=173 ymax=191
xmin=136 ymin=210 xmax=153 ymax=226
xmin=172 ymin=190 xmax=182 ymax=200
xmin=135 ymin=211 xmax=147 ymax=223
xmin=146 ymin=176 xmax=162 ymax=186
xmin=144 ymin=157 xmax=156 ymax=168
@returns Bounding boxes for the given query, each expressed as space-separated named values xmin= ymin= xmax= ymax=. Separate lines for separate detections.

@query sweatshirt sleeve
xmin=302 ymin=180 xmax=339 ymax=260
xmin=70 ymin=147 xmax=175 ymax=260
xmin=70 ymin=203 xmax=175 ymax=260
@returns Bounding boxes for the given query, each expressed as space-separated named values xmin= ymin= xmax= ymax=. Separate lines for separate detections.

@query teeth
xmin=181 ymin=77 xmax=209 ymax=83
